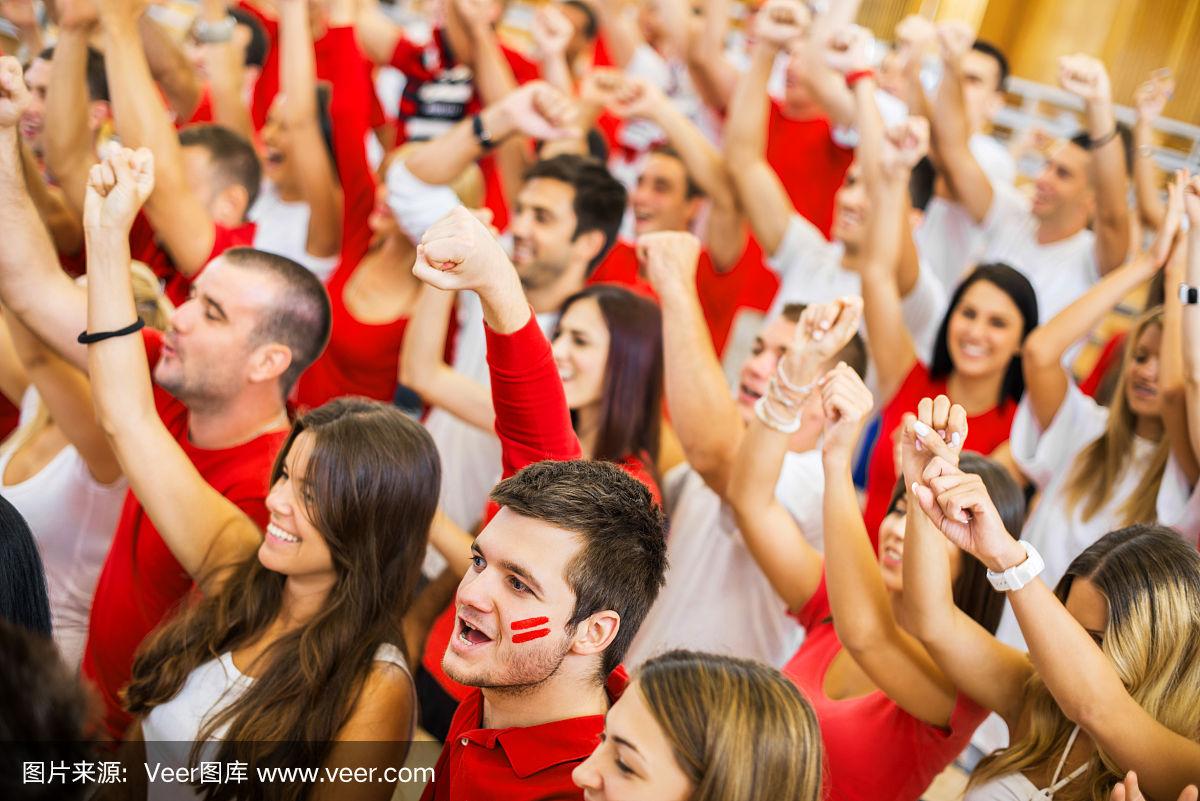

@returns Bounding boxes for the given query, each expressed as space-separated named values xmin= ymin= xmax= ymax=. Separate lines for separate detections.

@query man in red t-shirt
xmin=0 ymin=74 xmax=332 ymax=741
xmin=410 ymin=208 xmax=667 ymax=801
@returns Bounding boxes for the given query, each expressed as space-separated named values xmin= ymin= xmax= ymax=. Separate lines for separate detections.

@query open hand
xmin=84 ymin=147 xmax=156 ymax=233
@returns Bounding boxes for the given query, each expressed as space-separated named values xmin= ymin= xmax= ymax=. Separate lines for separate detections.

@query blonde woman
xmin=904 ymin=420 xmax=1200 ymax=801
xmin=0 ymin=263 xmax=171 ymax=669
xmin=572 ymin=650 xmax=824 ymax=801
xmin=997 ymin=171 xmax=1199 ymax=650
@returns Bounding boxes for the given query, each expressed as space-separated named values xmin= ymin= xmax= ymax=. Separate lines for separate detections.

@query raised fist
xmin=911 ymin=456 xmax=1021 ymax=572
xmin=608 ymin=76 xmax=666 ymax=121
xmin=1134 ymin=69 xmax=1174 ymax=123
xmin=753 ymin=0 xmax=810 ymax=50
xmin=638 ymin=230 xmax=702 ymax=293
xmin=1058 ymin=54 xmax=1111 ymax=106
xmin=532 ymin=3 xmax=574 ymax=58
xmin=0 ymin=56 xmax=30 ymax=130
xmin=578 ymin=68 xmax=625 ymax=110
xmin=793 ymin=296 xmax=863 ymax=365
xmin=881 ymin=116 xmax=930 ymax=176
xmin=823 ymin=24 xmax=873 ymax=76
xmin=935 ymin=20 xmax=974 ymax=67
xmin=899 ymin=394 xmax=966 ymax=488
xmin=498 ymin=81 xmax=579 ymax=141
xmin=819 ymin=361 xmax=874 ymax=459
xmin=84 ymin=147 xmax=156 ymax=233
xmin=413 ymin=205 xmax=514 ymax=295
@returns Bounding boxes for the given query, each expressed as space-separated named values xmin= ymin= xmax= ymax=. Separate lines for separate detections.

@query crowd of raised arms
xmin=0 ymin=0 xmax=1198 ymax=799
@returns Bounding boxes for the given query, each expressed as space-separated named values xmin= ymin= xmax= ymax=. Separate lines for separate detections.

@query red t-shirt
xmin=421 ymin=314 xmax=661 ymax=702
xmin=863 ymin=363 xmax=1017 ymax=543
xmin=421 ymin=667 xmax=627 ymax=801
xmin=79 ymin=329 xmax=288 ymax=740
xmin=387 ymin=27 xmax=540 ymax=232
xmin=784 ymin=574 xmax=988 ymax=801
xmin=128 ymin=213 xmax=257 ymax=307
xmin=767 ymin=103 xmax=853 ymax=240
xmin=0 ymin=395 xmax=18 ymax=442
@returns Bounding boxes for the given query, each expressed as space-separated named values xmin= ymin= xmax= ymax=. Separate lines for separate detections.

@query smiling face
xmin=510 ymin=177 xmax=585 ymax=291
xmin=876 ymin=494 xmax=963 ymax=593
xmin=444 ymin=508 xmax=592 ymax=691
xmin=20 ymin=57 xmax=50 ymax=155
xmin=259 ymin=97 xmax=296 ymax=189
xmin=553 ymin=297 xmax=610 ymax=412
xmin=1124 ymin=322 xmax=1163 ymax=420
xmin=1031 ymin=141 xmax=1092 ymax=223
xmin=154 ymin=258 xmax=279 ymax=406
xmin=945 ymin=279 xmax=1025 ymax=381
xmin=735 ymin=317 xmax=797 ymax=420
xmin=630 ymin=153 xmax=698 ymax=236
xmin=259 ymin=430 xmax=336 ymax=578
xmin=572 ymin=681 xmax=693 ymax=801
xmin=831 ymin=164 xmax=868 ymax=252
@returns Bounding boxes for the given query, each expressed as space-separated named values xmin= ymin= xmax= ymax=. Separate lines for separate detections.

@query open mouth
xmin=265 ymin=522 xmax=300 ymax=545
xmin=264 ymin=149 xmax=286 ymax=165
xmin=880 ymin=543 xmax=903 ymax=567
xmin=1131 ymin=381 xmax=1158 ymax=400
xmin=958 ymin=342 xmax=990 ymax=359
xmin=738 ymin=384 xmax=763 ymax=404
xmin=456 ymin=616 xmax=493 ymax=648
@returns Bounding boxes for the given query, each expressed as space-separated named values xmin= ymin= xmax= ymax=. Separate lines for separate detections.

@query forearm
xmin=200 ymin=0 xmax=254 ymax=140
xmin=1184 ymin=229 xmax=1200 ymax=470
xmin=1132 ymin=120 xmax=1165 ymax=231
xmin=466 ymin=21 xmax=519 ymax=109
xmin=684 ymin=0 xmax=736 ymax=112
xmin=139 ymin=14 xmax=203 ymax=121
xmin=429 ymin=510 xmax=475 ymax=578
xmin=860 ymin=180 xmax=918 ymax=401
xmin=799 ymin=45 xmax=857 ymax=128
xmin=43 ymin=23 xmax=96 ymax=216
xmin=593 ymin=0 xmax=640 ymax=69
xmin=1087 ymin=98 xmax=1131 ymax=273
xmin=1160 ymin=247 xmax=1198 ymax=481
xmin=353 ymin=1 xmax=402 ymax=65
xmin=901 ymin=495 xmax=960 ymax=640
xmin=930 ymin=62 xmax=993 ymax=220
xmin=724 ymin=44 xmax=774 ymax=167
xmin=853 ymin=76 xmax=884 ymax=190
xmin=21 ymin=142 xmax=83 ymax=255
xmin=651 ymin=100 xmax=737 ymax=210
xmin=404 ymin=116 xmax=488 ymax=186
xmin=538 ymin=52 xmax=573 ymax=95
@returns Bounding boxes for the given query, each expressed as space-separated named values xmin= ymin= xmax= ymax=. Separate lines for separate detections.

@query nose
xmin=168 ymin=301 xmax=195 ymax=334
xmin=571 ymin=748 xmax=603 ymax=791
xmin=265 ymin=478 xmax=291 ymax=518
xmin=510 ymin=208 xmax=533 ymax=239
xmin=551 ymin=333 xmax=570 ymax=363
xmin=745 ymin=349 xmax=776 ymax=381
xmin=455 ymin=564 xmax=497 ymax=616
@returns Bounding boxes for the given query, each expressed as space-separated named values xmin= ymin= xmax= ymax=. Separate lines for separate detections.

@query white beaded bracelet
xmin=755 ymin=395 xmax=802 ymax=434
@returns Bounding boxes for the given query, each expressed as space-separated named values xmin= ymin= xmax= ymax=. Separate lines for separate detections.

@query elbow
xmin=834 ymin=616 xmax=893 ymax=658
xmin=1021 ymin=331 xmax=1059 ymax=372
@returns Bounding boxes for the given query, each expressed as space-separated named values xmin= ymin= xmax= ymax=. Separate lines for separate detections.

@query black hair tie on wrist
xmin=1086 ymin=128 xmax=1119 ymax=150
xmin=77 ymin=319 xmax=145 ymax=344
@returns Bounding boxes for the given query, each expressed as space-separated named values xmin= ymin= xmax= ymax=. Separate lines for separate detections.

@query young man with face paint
xmin=927 ymin=29 xmax=1130 ymax=324
xmin=409 ymin=207 xmax=668 ymax=800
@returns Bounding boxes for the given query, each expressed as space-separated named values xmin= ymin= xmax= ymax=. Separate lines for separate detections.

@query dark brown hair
xmin=556 ymin=284 xmax=664 ymax=475
xmin=489 ymin=460 xmax=667 ymax=680
xmin=125 ymin=399 xmax=440 ymax=800
xmin=523 ymin=155 xmax=627 ymax=274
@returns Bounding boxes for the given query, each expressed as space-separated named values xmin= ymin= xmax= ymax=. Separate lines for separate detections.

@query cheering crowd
xmin=0 ymin=0 xmax=1198 ymax=799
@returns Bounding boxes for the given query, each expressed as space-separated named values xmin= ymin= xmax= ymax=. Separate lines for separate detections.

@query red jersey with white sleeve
xmin=79 ymin=329 xmax=288 ymax=741
xmin=784 ymin=574 xmax=988 ymax=801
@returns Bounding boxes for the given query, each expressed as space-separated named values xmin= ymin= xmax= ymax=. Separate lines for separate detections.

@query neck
xmin=369 ymin=229 xmax=417 ymax=266
xmin=523 ymin=270 xmax=584 ymax=316
xmin=839 ymin=243 xmax=863 ymax=272
xmin=1035 ymin=208 xmax=1087 ymax=246
xmin=781 ymin=99 xmax=821 ymax=121
xmin=278 ymin=572 xmax=336 ymax=629
xmin=574 ymin=405 xmax=600 ymax=459
xmin=482 ymin=671 xmax=609 ymax=730
xmin=187 ymin=391 xmax=289 ymax=449
xmin=1134 ymin=414 xmax=1164 ymax=440
xmin=946 ymin=370 xmax=1005 ymax=415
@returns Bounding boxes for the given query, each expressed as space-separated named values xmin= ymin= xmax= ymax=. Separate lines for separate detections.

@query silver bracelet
xmin=755 ymin=395 xmax=802 ymax=434
xmin=775 ymin=359 xmax=815 ymax=397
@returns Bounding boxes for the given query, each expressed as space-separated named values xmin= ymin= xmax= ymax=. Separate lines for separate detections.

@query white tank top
xmin=142 ymin=643 xmax=415 ymax=801
xmin=966 ymin=726 xmax=1088 ymax=801
xmin=248 ymin=181 xmax=340 ymax=282
xmin=0 ymin=387 xmax=127 ymax=670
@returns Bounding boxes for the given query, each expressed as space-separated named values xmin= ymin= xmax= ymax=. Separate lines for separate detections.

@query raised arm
xmin=199 ymin=0 xmax=255 ymax=141
xmin=642 ymin=230 xmax=741 ymax=493
xmin=1131 ymin=73 xmax=1173 ymax=233
xmin=530 ymin=4 xmax=574 ymax=95
xmin=793 ymin=12 xmax=867 ymax=130
xmin=900 ymin=401 xmax=1032 ymax=729
xmin=0 ymin=58 xmax=89 ymax=371
xmin=610 ymin=76 xmax=745 ymax=270
xmin=42 ymin=19 xmax=96 ymax=218
xmin=1057 ymin=55 xmax=1129 ymax=276
xmin=83 ymin=148 xmax=261 ymax=593
xmin=138 ymin=12 xmax=203 ymax=122
xmin=98 ymin=0 xmax=221 ymax=276
xmin=398 ymin=284 xmax=494 ymax=432
xmin=1022 ymin=187 xmax=1180 ymax=431
xmin=412 ymin=206 xmax=581 ymax=477
xmin=927 ymin=22 xmax=993 ymax=223
xmin=1181 ymin=174 xmax=1200 ymax=482
xmin=0 ymin=311 xmax=29 ymax=404
xmin=723 ymin=0 xmax=807 ymax=257
xmin=20 ymin=136 xmax=84 ymax=256
xmin=592 ymin=0 xmax=642 ymax=70
xmin=352 ymin=0 xmax=403 ymax=65
xmin=683 ymin=0 xmax=738 ymax=113
xmin=1159 ymin=173 xmax=1198 ymax=483
xmin=279 ymin=0 xmax=342 ymax=259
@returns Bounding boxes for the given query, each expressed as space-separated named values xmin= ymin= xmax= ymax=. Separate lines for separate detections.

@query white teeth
xmin=266 ymin=523 xmax=299 ymax=543
xmin=558 ymin=368 xmax=575 ymax=382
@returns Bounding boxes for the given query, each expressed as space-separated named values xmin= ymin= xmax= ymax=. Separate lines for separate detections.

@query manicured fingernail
xmin=913 ymin=420 xmax=932 ymax=437
xmin=911 ymin=482 xmax=920 ymax=494
xmin=951 ymin=432 xmax=962 ymax=448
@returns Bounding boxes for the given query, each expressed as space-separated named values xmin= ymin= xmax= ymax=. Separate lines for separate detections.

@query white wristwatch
xmin=986 ymin=541 xmax=1044 ymax=592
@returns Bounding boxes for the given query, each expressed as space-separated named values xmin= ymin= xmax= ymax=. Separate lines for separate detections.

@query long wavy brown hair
xmin=124 ymin=398 xmax=440 ymax=800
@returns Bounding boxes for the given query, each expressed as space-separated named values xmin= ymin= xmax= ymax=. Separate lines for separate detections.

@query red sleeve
xmin=485 ymin=313 xmax=582 ymax=479
xmin=502 ymin=45 xmax=540 ymax=84
xmin=388 ymin=33 xmax=437 ymax=80
xmin=185 ymin=84 xmax=214 ymax=125
xmin=239 ymin=0 xmax=279 ymax=131
xmin=315 ymin=26 xmax=377 ymax=259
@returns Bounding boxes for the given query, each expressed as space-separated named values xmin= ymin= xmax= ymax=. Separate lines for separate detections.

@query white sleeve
xmin=980 ymin=183 xmax=1032 ymax=241
xmin=1010 ymin=382 xmax=1109 ymax=490
xmin=1157 ymin=458 xmax=1200 ymax=547
xmin=765 ymin=214 xmax=828 ymax=279
xmin=385 ymin=160 xmax=464 ymax=244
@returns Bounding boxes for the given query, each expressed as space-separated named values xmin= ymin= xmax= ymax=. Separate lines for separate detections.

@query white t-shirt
xmin=249 ymin=181 xmax=340 ymax=281
xmin=0 ymin=388 xmax=127 ymax=670
xmin=915 ymin=134 xmax=1016 ymax=293
xmin=625 ymin=452 xmax=823 ymax=670
xmin=978 ymin=184 xmax=1099 ymax=324
xmin=767 ymin=214 xmax=947 ymax=361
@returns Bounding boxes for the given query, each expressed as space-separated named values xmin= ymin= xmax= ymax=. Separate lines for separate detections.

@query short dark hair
xmin=909 ymin=156 xmax=937 ymax=212
xmin=562 ymin=0 xmax=599 ymax=38
xmin=971 ymin=39 xmax=1009 ymax=92
xmin=930 ymin=263 xmax=1037 ymax=406
xmin=37 ymin=45 xmax=109 ymax=103
xmin=648 ymin=145 xmax=703 ymax=199
xmin=222 ymin=248 xmax=332 ymax=397
xmin=0 ymin=620 xmax=94 ymax=801
xmin=229 ymin=7 xmax=270 ymax=69
xmin=489 ymin=460 xmax=667 ymax=680
xmin=524 ymin=154 xmax=627 ymax=275
xmin=0 ymin=496 xmax=51 ymax=637
xmin=178 ymin=124 xmax=263 ymax=212
xmin=779 ymin=303 xmax=868 ymax=379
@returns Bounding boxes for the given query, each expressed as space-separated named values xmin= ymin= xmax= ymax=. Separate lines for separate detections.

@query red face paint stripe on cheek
xmin=510 ymin=616 xmax=550 ymax=631
xmin=512 ymin=628 xmax=550 ymax=644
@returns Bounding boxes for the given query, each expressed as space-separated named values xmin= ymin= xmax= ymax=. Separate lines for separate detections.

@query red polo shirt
xmin=421 ymin=667 xmax=627 ymax=800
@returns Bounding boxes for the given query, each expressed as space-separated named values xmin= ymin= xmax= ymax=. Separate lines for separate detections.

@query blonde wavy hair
xmin=1 ymin=261 xmax=173 ymax=457
xmin=1061 ymin=308 xmax=1169 ymax=527
xmin=636 ymin=650 xmax=824 ymax=801
xmin=968 ymin=525 xmax=1200 ymax=801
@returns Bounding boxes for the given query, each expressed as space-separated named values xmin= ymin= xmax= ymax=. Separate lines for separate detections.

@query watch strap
xmin=986 ymin=541 xmax=1044 ymax=592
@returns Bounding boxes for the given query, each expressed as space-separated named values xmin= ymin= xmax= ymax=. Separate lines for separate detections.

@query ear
xmin=247 ymin=341 xmax=293 ymax=386
xmin=212 ymin=183 xmax=251 ymax=228
xmin=569 ymin=610 xmax=620 ymax=659
xmin=87 ymin=101 xmax=112 ymax=132
xmin=571 ymin=228 xmax=607 ymax=272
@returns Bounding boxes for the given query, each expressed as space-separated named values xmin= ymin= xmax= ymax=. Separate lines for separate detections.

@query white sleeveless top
xmin=0 ymin=387 xmax=127 ymax=670
xmin=965 ymin=726 xmax=1088 ymax=801
xmin=143 ymin=644 xmax=415 ymax=801
xmin=249 ymin=181 xmax=340 ymax=282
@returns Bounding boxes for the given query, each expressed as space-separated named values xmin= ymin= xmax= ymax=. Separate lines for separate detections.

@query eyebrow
xmin=202 ymin=293 xmax=229 ymax=322
xmin=611 ymin=735 xmax=642 ymax=756
xmin=498 ymin=558 xmax=545 ymax=596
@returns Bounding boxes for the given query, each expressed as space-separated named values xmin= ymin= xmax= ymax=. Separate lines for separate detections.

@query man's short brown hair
xmin=489 ymin=460 xmax=667 ymax=680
